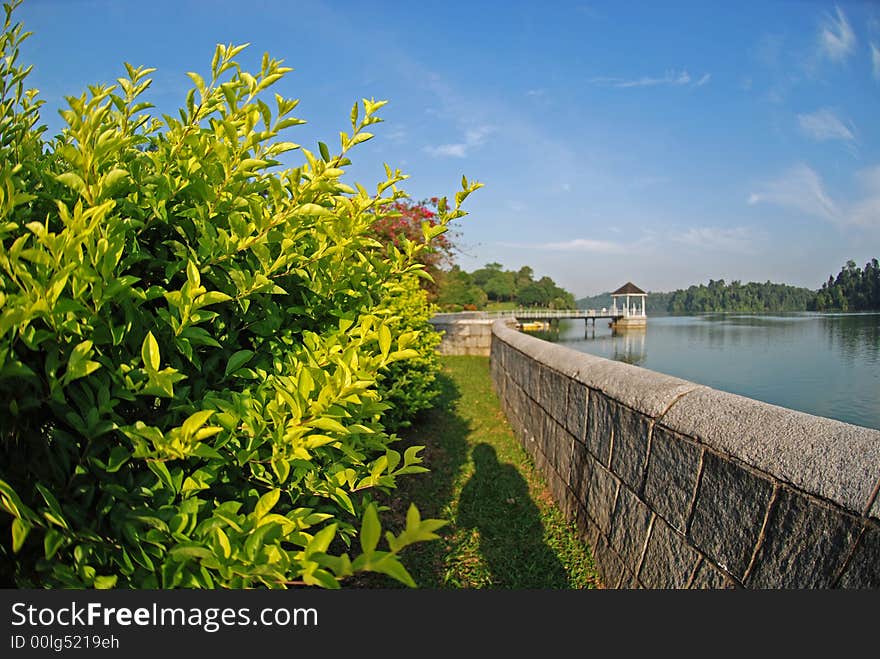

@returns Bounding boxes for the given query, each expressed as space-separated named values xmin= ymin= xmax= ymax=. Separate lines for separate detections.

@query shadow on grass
xmin=374 ymin=368 xmax=471 ymax=588
xmin=457 ymin=443 xmax=570 ymax=588
xmin=360 ymin=362 xmax=575 ymax=588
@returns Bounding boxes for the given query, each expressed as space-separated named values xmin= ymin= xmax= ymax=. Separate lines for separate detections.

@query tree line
xmin=812 ymin=259 xmax=880 ymax=311
xmin=574 ymin=258 xmax=879 ymax=313
xmin=437 ymin=263 xmax=576 ymax=310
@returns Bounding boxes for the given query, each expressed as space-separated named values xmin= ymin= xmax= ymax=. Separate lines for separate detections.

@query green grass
xmin=360 ymin=355 xmax=602 ymax=589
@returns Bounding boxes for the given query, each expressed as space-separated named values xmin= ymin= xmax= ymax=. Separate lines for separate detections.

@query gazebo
xmin=610 ymin=282 xmax=647 ymax=328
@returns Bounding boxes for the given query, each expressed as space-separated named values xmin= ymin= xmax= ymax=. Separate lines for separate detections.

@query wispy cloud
xmin=425 ymin=125 xmax=494 ymax=158
xmin=872 ymin=43 xmax=880 ymax=80
xmin=849 ymin=166 xmax=880 ymax=228
xmin=588 ymin=69 xmax=710 ymax=89
xmin=672 ymin=227 xmax=757 ymax=252
xmin=499 ymin=238 xmax=627 ymax=253
xmin=818 ymin=6 xmax=856 ymax=62
xmin=748 ymin=164 xmax=880 ymax=229
xmin=748 ymin=164 xmax=839 ymax=221
xmin=526 ymin=88 xmax=546 ymax=97
xmin=796 ymin=108 xmax=855 ymax=143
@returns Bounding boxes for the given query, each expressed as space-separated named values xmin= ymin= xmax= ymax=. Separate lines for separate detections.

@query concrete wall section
xmin=490 ymin=319 xmax=880 ymax=588
xmin=430 ymin=313 xmax=504 ymax=356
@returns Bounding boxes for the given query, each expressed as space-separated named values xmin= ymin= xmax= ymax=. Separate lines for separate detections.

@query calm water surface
xmin=544 ymin=312 xmax=880 ymax=430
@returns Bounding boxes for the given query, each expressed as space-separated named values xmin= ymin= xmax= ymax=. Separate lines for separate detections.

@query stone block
xmin=587 ymin=463 xmax=620 ymax=538
xmin=745 ymin=487 xmax=862 ymax=589
xmin=609 ymin=401 xmax=652 ymax=493
xmin=575 ymin=503 xmax=600 ymax=550
xmin=643 ymin=427 xmax=702 ymax=533
xmin=688 ymin=451 xmax=774 ymax=580
xmin=546 ymin=468 xmax=569 ymax=511
xmin=569 ymin=440 xmax=594 ymax=503
xmin=545 ymin=418 xmax=572 ymax=479
xmin=490 ymin=363 xmax=504 ymax=398
xmin=537 ymin=363 xmax=570 ymax=421
xmin=555 ymin=426 xmax=577 ymax=482
xmin=565 ymin=380 xmax=589 ymax=443
xmin=558 ymin=483 xmax=579 ymax=523
xmin=524 ymin=397 xmax=544 ymax=444
xmin=835 ymin=522 xmax=880 ymax=589
xmin=617 ymin=567 xmax=640 ymax=589
xmin=507 ymin=349 xmax=530 ymax=391
xmin=689 ymin=559 xmax=737 ymax=589
xmin=660 ymin=386 xmax=880 ymax=514
xmin=638 ymin=516 xmax=700 ymax=589
xmin=609 ymin=486 xmax=653 ymax=570
xmin=586 ymin=391 xmax=614 ymax=466
xmin=592 ymin=533 xmax=626 ymax=590
xmin=532 ymin=444 xmax=549 ymax=476
xmin=540 ymin=413 xmax=554 ymax=461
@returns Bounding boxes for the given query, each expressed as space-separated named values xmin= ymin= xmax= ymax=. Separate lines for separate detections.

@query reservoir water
xmin=542 ymin=312 xmax=880 ymax=430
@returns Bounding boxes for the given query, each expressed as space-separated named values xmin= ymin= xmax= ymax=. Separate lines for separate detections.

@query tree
xmin=366 ymin=197 xmax=455 ymax=299
xmin=436 ymin=262 xmax=576 ymax=310
xmin=811 ymin=258 xmax=880 ymax=311
xmin=436 ymin=266 xmax=487 ymax=309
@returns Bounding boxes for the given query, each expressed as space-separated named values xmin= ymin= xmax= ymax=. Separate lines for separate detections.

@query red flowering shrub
xmin=369 ymin=198 xmax=456 ymax=298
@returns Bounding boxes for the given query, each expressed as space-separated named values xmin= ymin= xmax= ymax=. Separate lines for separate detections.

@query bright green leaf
xmin=141 ymin=332 xmax=160 ymax=371
xmin=360 ymin=503 xmax=380 ymax=555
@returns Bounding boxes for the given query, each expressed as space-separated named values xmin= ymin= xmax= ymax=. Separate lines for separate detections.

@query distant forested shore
xmin=435 ymin=258 xmax=879 ymax=314
xmin=575 ymin=258 xmax=879 ymax=314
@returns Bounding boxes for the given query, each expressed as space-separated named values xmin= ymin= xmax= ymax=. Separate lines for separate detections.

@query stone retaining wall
xmin=490 ymin=319 xmax=880 ymax=588
xmin=429 ymin=312 xmax=496 ymax=356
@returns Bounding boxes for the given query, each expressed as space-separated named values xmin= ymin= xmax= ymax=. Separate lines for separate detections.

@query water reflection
xmin=610 ymin=328 xmax=646 ymax=366
xmin=531 ymin=312 xmax=880 ymax=430
xmin=821 ymin=313 xmax=880 ymax=367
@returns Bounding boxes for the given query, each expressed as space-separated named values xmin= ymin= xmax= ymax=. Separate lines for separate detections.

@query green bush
xmin=0 ymin=1 xmax=480 ymax=588
xmin=374 ymin=273 xmax=442 ymax=431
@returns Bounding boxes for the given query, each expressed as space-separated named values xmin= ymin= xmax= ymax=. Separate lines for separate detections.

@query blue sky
xmin=15 ymin=0 xmax=880 ymax=297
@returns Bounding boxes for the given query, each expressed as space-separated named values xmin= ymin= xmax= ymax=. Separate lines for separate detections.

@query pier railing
xmin=486 ymin=308 xmax=634 ymax=320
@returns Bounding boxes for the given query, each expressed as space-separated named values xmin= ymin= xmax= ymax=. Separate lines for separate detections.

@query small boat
xmin=517 ymin=321 xmax=548 ymax=332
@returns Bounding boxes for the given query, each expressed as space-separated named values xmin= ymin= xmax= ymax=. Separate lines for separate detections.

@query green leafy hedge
xmin=0 ymin=1 xmax=480 ymax=588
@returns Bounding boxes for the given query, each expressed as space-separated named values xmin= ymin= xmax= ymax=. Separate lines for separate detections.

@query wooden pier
xmin=488 ymin=308 xmax=624 ymax=326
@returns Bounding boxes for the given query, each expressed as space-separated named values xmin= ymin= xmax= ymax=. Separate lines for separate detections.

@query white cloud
xmin=796 ymin=108 xmax=855 ymax=143
xmin=588 ymin=69 xmax=710 ymax=89
xmin=819 ymin=6 xmax=856 ymax=62
xmin=748 ymin=164 xmax=839 ymax=221
xmin=425 ymin=124 xmax=494 ymax=158
xmin=499 ymin=238 xmax=627 ymax=253
xmin=426 ymin=143 xmax=467 ymax=158
xmin=672 ymin=227 xmax=756 ymax=252
xmin=872 ymin=43 xmax=880 ymax=80
xmin=526 ymin=88 xmax=546 ymax=97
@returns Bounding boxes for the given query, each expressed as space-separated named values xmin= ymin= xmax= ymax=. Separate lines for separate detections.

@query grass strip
xmin=362 ymin=355 xmax=602 ymax=589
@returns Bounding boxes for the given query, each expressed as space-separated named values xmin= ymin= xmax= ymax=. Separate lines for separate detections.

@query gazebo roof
xmin=611 ymin=282 xmax=646 ymax=295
